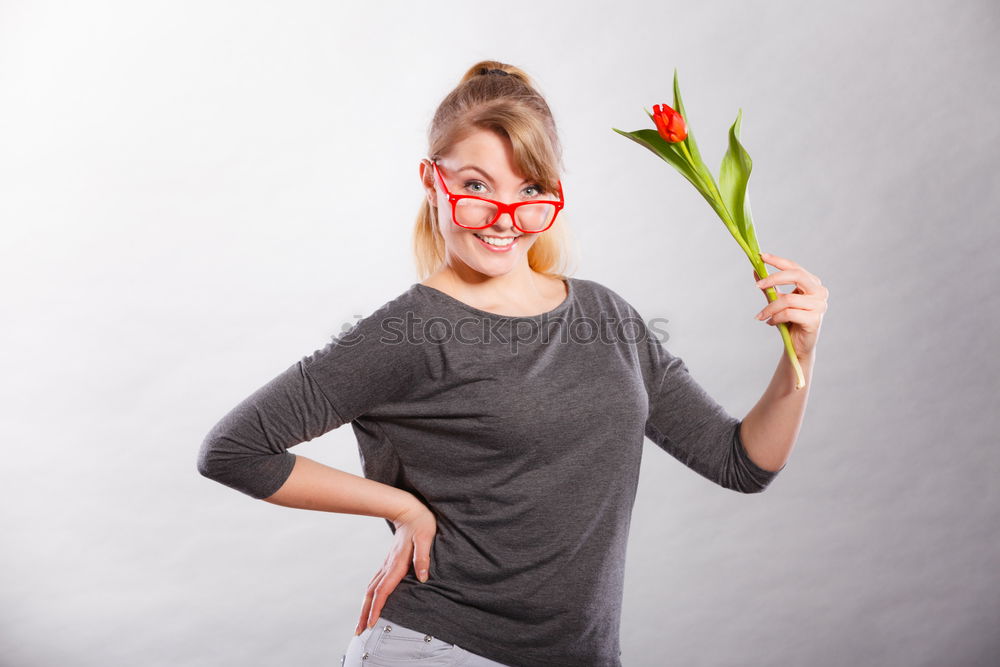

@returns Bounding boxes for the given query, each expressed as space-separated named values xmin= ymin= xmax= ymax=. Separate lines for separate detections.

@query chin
xmin=468 ymin=249 xmax=529 ymax=273
xmin=445 ymin=232 xmax=536 ymax=275
xmin=466 ymin=260 xmax=517 ymax=278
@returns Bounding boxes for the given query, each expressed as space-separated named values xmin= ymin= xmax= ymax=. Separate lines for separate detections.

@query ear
xmin=419 ymin=159 xmax=437 ymax=208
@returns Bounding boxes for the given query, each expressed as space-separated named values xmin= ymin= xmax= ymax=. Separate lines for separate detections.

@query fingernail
xmin=418 ymin=570 xmax=428 ymax=582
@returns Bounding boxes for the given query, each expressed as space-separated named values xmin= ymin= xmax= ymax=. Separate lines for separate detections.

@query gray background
xmin=1 ymin=1 xmax=997 ymax=665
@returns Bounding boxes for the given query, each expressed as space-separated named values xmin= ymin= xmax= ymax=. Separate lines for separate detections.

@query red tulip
xmin=652 ymin=103 xmax=688 ymax=143
xmin=614 ymin=68 xmax=807 ymax=389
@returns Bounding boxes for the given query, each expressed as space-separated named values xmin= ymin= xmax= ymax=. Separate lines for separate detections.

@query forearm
xmin=263 ymin=454 xmax=419 ymax=521
xmin=740 ymin=350 xmax=816 ymax=472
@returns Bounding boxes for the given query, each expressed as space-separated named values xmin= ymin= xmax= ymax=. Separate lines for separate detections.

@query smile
xmin=473 ymin=233 xmax=521 ymax=252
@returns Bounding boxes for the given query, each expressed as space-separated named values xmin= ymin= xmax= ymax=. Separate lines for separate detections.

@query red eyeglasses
xmin=430 ymin=159 xmax=565 ymax=234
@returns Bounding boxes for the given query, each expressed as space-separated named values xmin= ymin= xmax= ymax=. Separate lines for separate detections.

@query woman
xmin=197 ymin=60 xmax=827 ymax=667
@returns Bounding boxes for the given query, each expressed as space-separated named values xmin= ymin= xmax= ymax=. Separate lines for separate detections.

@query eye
xmin=464 ymin=180 xmax=546 ymax=198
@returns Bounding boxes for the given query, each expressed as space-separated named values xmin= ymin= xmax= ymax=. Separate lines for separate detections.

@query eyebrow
xmin=457 ymin=165 xmax=532 ymax=184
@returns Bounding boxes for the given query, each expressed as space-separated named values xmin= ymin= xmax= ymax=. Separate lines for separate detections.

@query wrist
xmin=389 ymin=492 xmax=426 ymax=526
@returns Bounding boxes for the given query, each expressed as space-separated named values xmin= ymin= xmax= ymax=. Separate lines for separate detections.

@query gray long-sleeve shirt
xmin=197 ymin=276 xmax=784 ymax=666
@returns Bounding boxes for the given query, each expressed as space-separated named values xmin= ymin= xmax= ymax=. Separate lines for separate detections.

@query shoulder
xmin=344 ymin=283 xmax=429 ymax=337
xmin=362 ymin=283 xmax=428 ymax=321
xmin=299 ymin=284 xmax=430 ymax=410
xmin=569 ymin=276 xmax=642 ymax=318
xmin=569 ymin=277 xmax=670 ymax=354
xmin=303 ymin=283 xmax=429 ymax=367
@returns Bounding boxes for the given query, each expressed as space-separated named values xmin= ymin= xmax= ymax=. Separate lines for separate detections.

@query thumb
xmin=413 ymin=536 xmax=431 ymax=583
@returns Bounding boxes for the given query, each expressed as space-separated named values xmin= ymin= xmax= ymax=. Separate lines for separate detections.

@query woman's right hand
xmin=354 ymin=499 xmax=438 ymax=635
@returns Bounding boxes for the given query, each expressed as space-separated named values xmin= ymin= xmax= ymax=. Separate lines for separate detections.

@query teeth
xmin=474 ymin=233 xmax=518 ymax=247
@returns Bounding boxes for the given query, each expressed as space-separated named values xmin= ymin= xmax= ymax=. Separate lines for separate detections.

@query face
xmin=420 ymin=129 xmax=555 ymax=279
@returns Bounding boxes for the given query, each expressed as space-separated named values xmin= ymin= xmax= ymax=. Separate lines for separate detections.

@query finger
xmin=413 ymin=534 xmax=432 ymax=583
xmin=759 ymin=251 xmax=800 ymax=270
xmin=366 ymin=582 xmax=388 ymax=630
xmin=355 ymin=586 xmax=376 ymax=635
xmin=356 ymin=571 xmax=385 ymax=635
xmin=756 ymin=269 xmax=794 ymax=292
xmin=367 ymin=588 xmax=385 ymax=630
xmin=760 ymin=252 xmax=824 ymax=290
xmin=764 ymin=306 xmax=822 ymax=330
xmin=762 ymin=297 xmax=825 ymax=323
xmin=756 ymin=268 xmax=822 ymax=295
xmin=355 ymin=599 xmax=370 ymax=635
xmin=755 ymin=293 xmax=818 ymax=321
xmin=367 ymin=563 xmax=409 ymax=630
xmin=357 ymin=569 xmax=383 ymax=629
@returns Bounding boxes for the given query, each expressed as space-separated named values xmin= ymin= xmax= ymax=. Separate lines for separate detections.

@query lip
xmin=473 ymin=232 xmax=521 ymax=253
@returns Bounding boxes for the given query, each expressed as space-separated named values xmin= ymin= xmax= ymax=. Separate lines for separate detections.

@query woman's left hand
xmin=753 ymin=251 xmax=828 ymax=359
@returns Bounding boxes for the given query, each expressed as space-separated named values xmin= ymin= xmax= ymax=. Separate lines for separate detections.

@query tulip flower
xmin=652 ymin=103 xmax=688 ymax=142
xmin=612 ymin=69 xmax=806 ymax=390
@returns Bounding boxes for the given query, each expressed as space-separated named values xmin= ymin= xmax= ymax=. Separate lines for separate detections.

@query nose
xmin=490 ymin=210 xmax=517 ymax=231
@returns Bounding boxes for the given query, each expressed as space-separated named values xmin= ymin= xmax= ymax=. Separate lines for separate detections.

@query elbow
xmin=734 ymin=479 xmax=773 ymax=494
xmin=196 ymin=435 xmax=224 ymax=482
xmin=723 ymin=423 xmax=784 ymax=494
xmin=195 ymin=427 xmax=240 ymax=486
xmin=719 ymin=470 xmax=775 ymax=494
xmin=195 ymin=432 xmax=297 ymax=500
xmin=722 ymin=472 xmax=778 ymax=494
xmin=732 ymin=457 xmax=787 ymax=494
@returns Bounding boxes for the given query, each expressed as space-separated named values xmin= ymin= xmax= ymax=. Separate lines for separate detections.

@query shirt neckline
xmin=412 ymin=277 xmax=575 ymax=322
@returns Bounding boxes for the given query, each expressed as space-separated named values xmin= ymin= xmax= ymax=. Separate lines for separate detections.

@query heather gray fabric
xmin=197 ymin=276 xmax=785 ymax=666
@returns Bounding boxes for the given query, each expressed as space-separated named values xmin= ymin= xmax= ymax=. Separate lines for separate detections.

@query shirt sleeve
xmin=196 ymin=360 xmax=341 ymax=499
xmin=631 ymin=305 xmax=785 ymax=494
xmin=197 ymin=295 xmax=423 ymax=499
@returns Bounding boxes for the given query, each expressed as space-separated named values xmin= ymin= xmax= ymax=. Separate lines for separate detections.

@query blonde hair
xmin=413 ymin=60 xmax=578 ymax=281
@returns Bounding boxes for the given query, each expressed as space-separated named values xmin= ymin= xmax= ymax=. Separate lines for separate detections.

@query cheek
xmin=437 ymin=224 xmax=474 ymax=253
xmin=433 ymin=211 xmax=456 ymax=240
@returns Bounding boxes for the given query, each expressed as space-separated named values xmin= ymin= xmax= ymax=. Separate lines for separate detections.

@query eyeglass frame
xmin=429 ymin=158 xmax=565 ymax=234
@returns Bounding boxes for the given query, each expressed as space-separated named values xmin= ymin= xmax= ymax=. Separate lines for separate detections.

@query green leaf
xmin=671 ymin=69 xmax=718 ymax=195
xmin=742 ymin=189 xmax=762 ymax=257
xmin=639 ymin=70 xmax=718 ymax=203
xmin=613 ymin=127 xmax=744 ymax=241
xmin=611 ymin=127 xmax=706 ymax=195
xmin=718 ymin=108 xmax=759 ymax=253
xmin=671 ymin=69 xmax=706 ymax=170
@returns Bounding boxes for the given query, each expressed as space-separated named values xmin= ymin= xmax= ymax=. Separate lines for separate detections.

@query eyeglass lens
xmin=455 ymin=199 xmax=557 ymax=232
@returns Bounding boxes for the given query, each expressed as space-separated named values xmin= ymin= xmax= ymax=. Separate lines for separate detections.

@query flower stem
xmin=757 ymin=282 xmax=806 ymax=389
xmin=678 ymin=138 xmax=805 ymax=390
xmin=676 ymin=141 xmax=753 ymax=257
xmin=778 ymin=322 xmax=806 ymax=389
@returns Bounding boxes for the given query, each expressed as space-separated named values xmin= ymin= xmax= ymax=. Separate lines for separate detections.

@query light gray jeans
xmin=341 ymin=614 xmax=511 ymax=666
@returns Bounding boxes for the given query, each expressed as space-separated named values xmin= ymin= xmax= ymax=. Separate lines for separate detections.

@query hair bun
xmin=479 ymin=67 xmax=510 ymax=76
